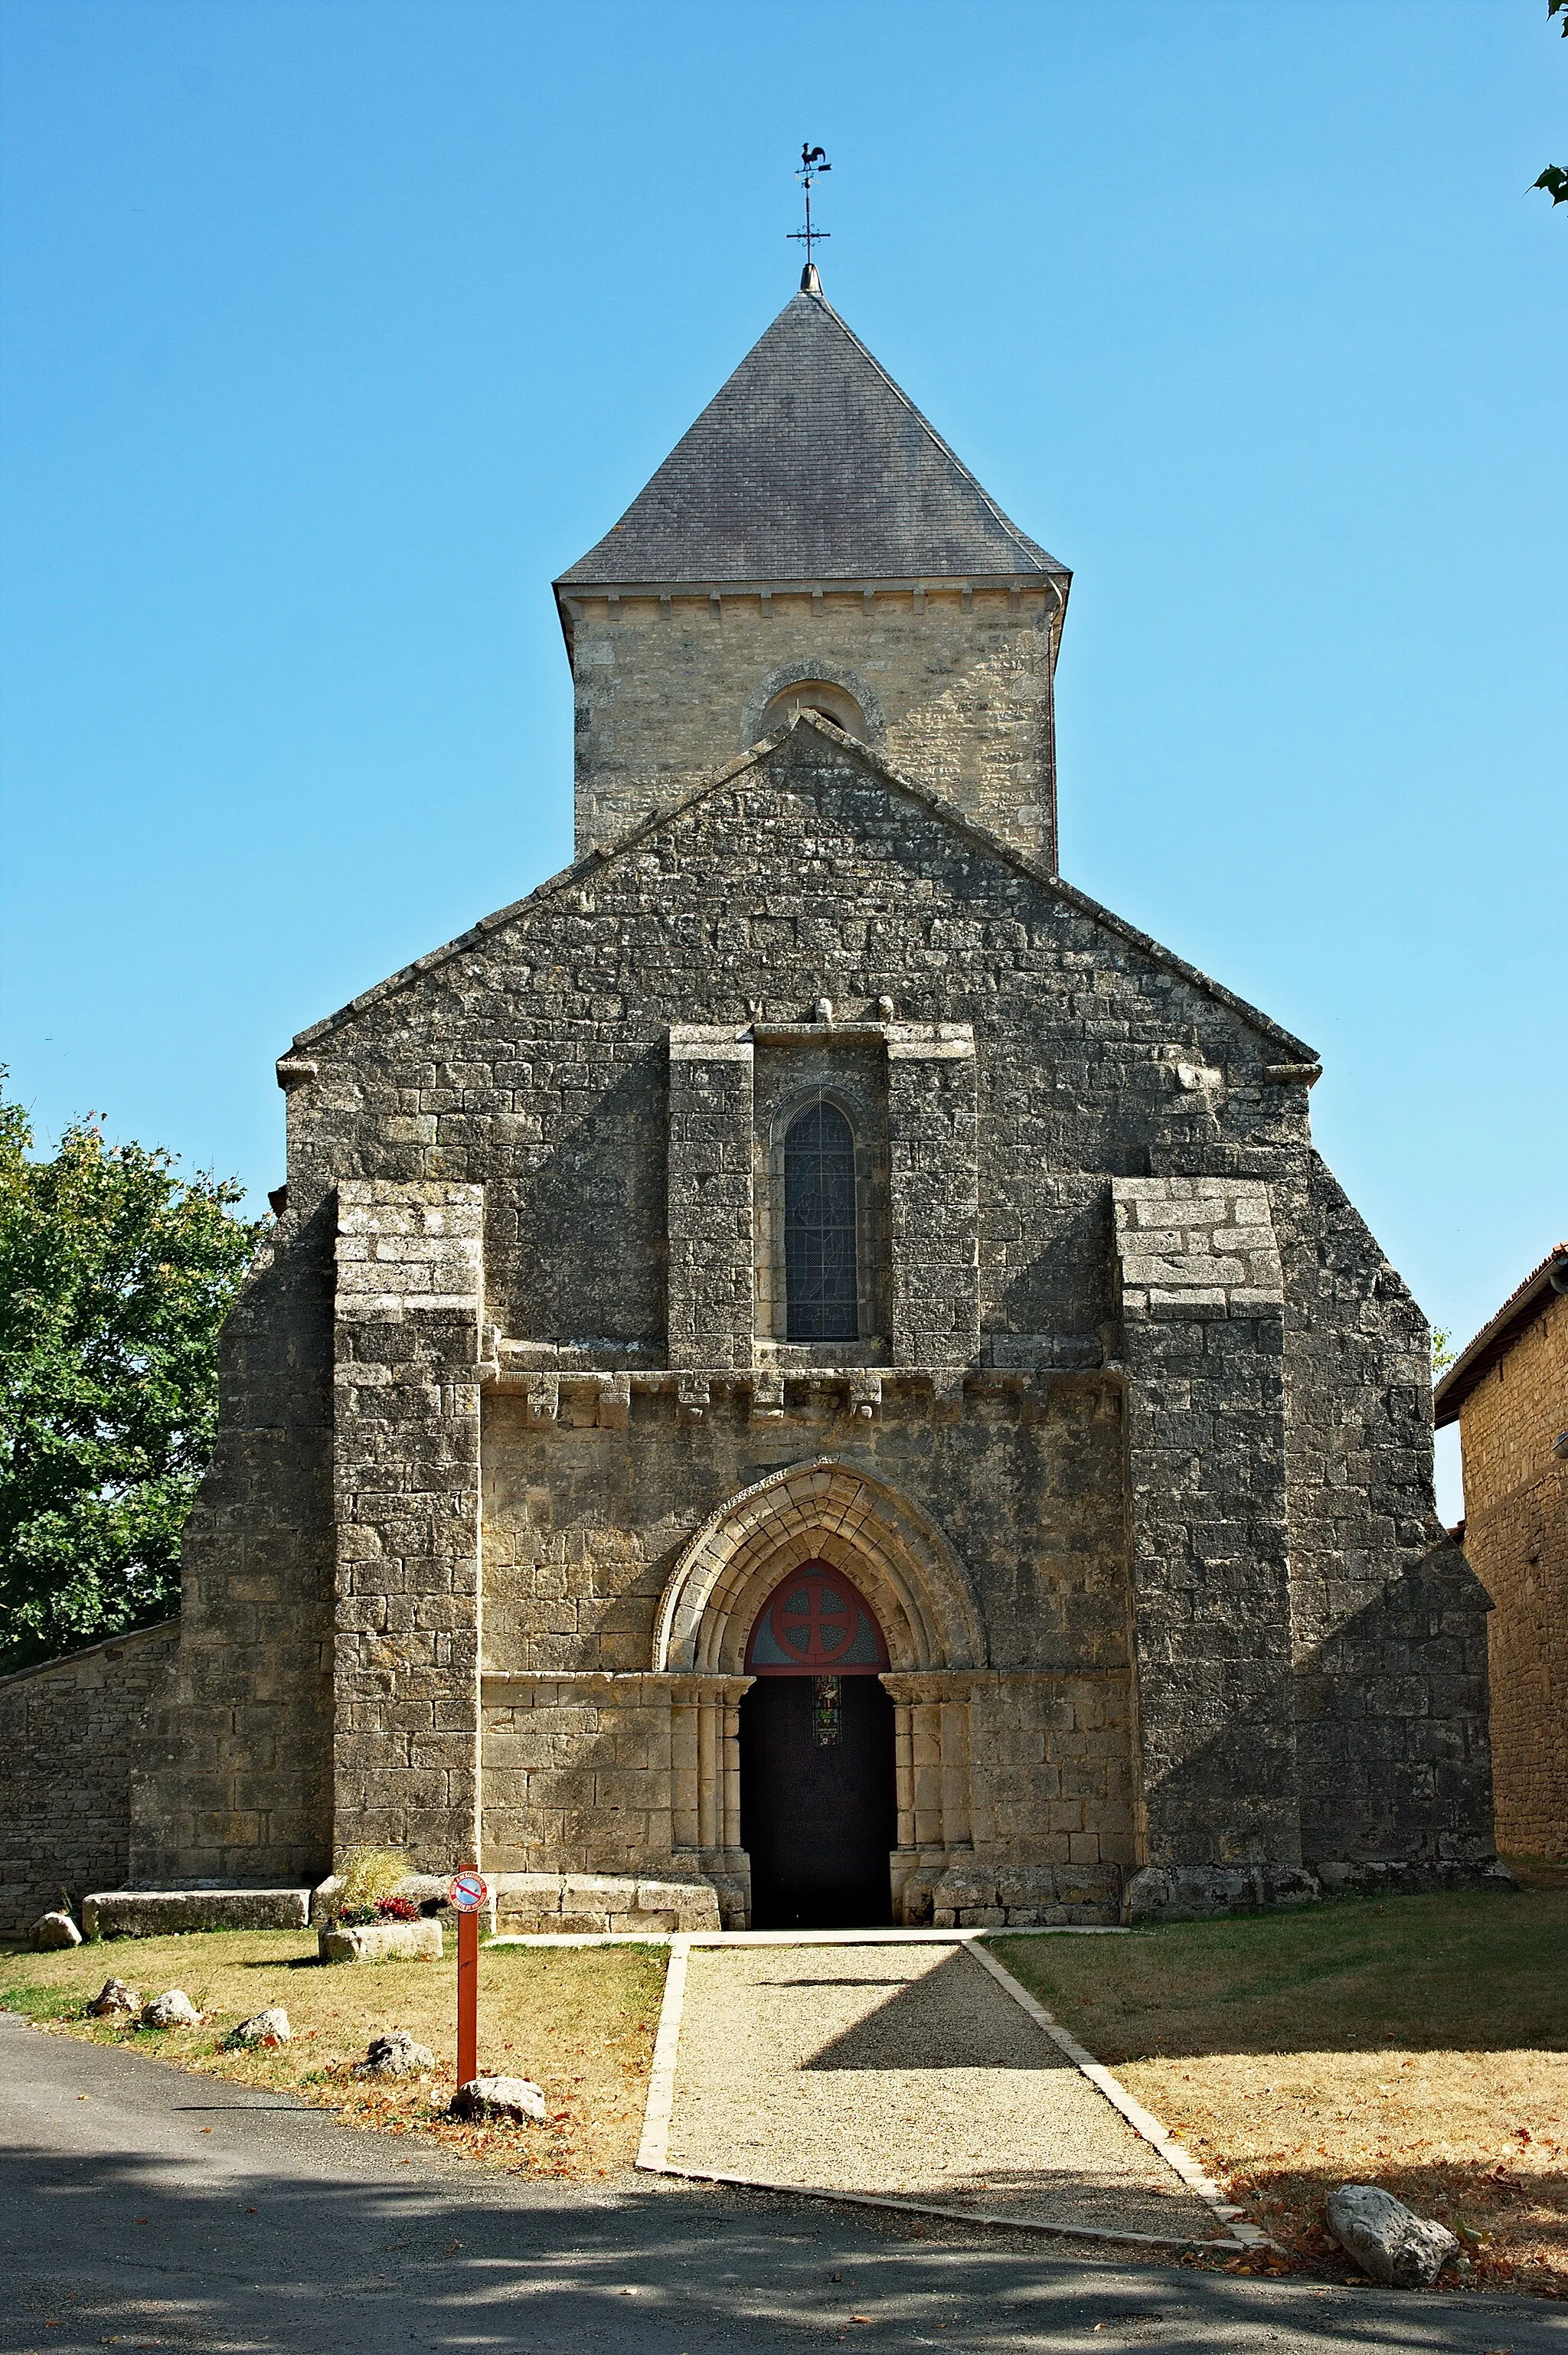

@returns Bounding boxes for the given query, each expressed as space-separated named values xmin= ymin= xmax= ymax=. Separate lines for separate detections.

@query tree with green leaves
xmin=0 ymin=1076 xmax=264 ymax=1674
xmin=1535 ymin=0 xmax=1567 ymax=206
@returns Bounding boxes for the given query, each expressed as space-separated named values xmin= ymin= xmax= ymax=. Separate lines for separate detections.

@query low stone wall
xmin=899 ymin=1860 xmax=1122 ymax=1929
xmin=82 ymin=1889 xmax=311 ymax=1939
xmin=306 ymin=1868 xmax=722 ymax=1937
xmin=492 ymin=1870 xmax=721 ymax=1935
xmin=0 ymin=1622 xmax=178 ymax=1935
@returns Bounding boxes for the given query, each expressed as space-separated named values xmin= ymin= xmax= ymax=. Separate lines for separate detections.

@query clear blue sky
xmin=2 ymin=2 xmax=1562 ymax=1514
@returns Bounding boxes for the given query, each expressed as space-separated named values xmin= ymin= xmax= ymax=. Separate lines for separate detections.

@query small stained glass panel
xmin=812 ymin=1675 xmax=843 ymax=1747
xmin=785 ymin=1099 xmax=858 ymax=1342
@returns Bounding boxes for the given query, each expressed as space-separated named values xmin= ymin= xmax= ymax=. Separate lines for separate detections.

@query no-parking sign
xmin=449 ymin=1869 xmax=488 ymax=1913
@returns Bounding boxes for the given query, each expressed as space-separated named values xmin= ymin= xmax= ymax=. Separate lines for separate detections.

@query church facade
xmin=108 ymin=275 xmax=1498 ymax=1929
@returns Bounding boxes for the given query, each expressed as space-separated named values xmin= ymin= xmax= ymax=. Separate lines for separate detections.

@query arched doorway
xmin=740 ymin=1562 xmax=896 ymax=1929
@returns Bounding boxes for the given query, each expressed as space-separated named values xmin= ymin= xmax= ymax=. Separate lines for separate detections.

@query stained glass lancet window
xmin=784 ymin=1099 xmax=858 ymax=1341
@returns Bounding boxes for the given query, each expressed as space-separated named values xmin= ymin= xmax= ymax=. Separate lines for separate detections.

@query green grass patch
xmin=0 ymin=1974 xmax=93 ymax=2025
xmin=991 ymin=1887 xmax=1568 ymax=2065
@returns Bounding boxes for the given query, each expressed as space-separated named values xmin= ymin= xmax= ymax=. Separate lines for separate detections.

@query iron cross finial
xmin=789 ymin=142 xmax=831 ymax=284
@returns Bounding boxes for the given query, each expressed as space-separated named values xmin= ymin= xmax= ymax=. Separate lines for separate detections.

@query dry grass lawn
xmin=0 ymin=1929 xmax=665 ymax=2181
xmin=995 ymin=1875 xmax=1568 ymax=2298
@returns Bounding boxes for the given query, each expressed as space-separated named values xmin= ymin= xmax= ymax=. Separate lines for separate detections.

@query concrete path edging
xmin=635 ymin=1931 xmax=1269 ymax=2256
xmin=635 ymin=1931 xmax=690 ymax=2171
xmin=965 ymin=1939 xmax=1272 ymax=2250
xmin=645 ymin=2162 xmax=1252 ymax=2252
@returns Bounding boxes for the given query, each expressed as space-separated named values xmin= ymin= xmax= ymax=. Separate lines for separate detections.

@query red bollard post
xmin=457 ymin=1909 xmax=478 ymax=2088
xmin=448 ymin=1869 xmax=486 ymax=2091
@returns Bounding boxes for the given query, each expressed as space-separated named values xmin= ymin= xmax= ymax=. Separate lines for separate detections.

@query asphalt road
xmin=2 ymin=2012 xmax=1562 ymax=2354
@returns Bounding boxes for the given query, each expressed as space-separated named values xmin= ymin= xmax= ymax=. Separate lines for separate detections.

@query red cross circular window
xmin=744 ymin=1563 xmax=890 ymax=1676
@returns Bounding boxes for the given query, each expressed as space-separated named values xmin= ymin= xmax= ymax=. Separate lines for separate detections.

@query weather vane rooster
xmin=789 ymin=143 xmax=831 ymax=279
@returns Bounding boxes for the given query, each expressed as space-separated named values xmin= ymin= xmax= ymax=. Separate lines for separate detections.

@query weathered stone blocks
xmin=15 ymin=661 xmax=1497 ymax=1924
xmin=318 ymin=1919 xmax=443 ymax=1964
xmin=333 ymin=1181 xmax=485 ymax=1869
xmin=82 ymin=1889 xmax=310 ymax=1939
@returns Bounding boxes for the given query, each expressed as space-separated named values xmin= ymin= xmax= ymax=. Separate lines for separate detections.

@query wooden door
xmin=740 ymin=1563 xmax=896 ymax=1929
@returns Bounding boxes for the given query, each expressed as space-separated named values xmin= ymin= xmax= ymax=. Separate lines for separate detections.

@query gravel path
xmin=665 ymin=1940 xmax=1223 ymax=2242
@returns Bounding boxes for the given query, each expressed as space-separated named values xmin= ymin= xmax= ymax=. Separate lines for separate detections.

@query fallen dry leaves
xmin=1122 ymin=2044 xmax=1568 ymax=2296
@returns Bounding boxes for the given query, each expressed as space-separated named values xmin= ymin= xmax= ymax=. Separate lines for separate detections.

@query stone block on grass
xmin=318 ymin=1919 xmax=443 ymax=1965
xmin=83 ymin=1890 xmax=311 ymax=1939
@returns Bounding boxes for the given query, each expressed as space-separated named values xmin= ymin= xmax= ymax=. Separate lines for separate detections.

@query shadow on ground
xmin=2 ymin=2132 xmax=1557 ymax=2355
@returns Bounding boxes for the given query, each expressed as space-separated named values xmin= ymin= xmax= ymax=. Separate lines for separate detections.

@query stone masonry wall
xmin=888 ymin=1027 xmax=980 ymax=1372
xmin=1275 ymin=1155 xmax=1494 ymax=1868
xmin=1112 ymin=1178 xmax=1298 ymax=1865
xmin=566 ymin=588 xmax=1060 ymax=863
xmin=125 ymin=723 xmax=1496 ymax=1890
xmin=1460 ymin=1287 xmax=1568 ymax=1854
xmin=1 ymin=1621 xmax=178 ymax=1933
xmin=283 ymin=730 xmax=1319 ymax=1357
xmin=130 ymin=1207 xmax=335 ymax=1890
xmin=479 ymin=1373 xmax=1134 ymax=1880
xmin=667 ymin=1031 xmax=754 ymax=1371
xmin=332 ymin=1180 xmax=485 ymax=1869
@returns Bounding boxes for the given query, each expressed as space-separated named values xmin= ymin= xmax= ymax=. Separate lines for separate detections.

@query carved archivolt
xmin=653 ymin=1455 xmax=985 ymax=1675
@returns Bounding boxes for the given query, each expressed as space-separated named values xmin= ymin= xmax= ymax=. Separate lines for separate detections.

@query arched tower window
xmin=760 ymin=679 xmax=865 ymax=740
xmin=784 ymin=1100 xmax=858 ymax=1342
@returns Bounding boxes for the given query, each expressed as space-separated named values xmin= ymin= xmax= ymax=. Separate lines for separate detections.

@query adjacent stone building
xmin=1436 ymin=1246 xmax=1568 ymax=1860
xmin=3 ymin=269 xmax=1502 ymax=1932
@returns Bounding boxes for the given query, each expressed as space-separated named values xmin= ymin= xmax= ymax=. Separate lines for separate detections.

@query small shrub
xmin=333 ymin=1847 xmax=410 ymax=1919
xmin=375 ymin=1896 xmax=420 ymax=1922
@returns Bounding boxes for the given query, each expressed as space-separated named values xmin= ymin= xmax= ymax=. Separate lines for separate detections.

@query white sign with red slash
xmin=448 ymin=1869 xmax=488 ymax=1914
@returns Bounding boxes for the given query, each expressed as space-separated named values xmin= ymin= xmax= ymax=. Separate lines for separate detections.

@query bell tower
xmin=554 ymin=273 xmax=1071 ymax=868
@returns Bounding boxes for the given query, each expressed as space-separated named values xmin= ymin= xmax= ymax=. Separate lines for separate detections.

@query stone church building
xmin=5 ymin=270 xmax=1501 ymax=1933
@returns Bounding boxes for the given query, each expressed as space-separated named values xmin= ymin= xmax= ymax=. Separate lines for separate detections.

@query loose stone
xmin=449 ymin=2075 xmax=547 ymax=2125
xmin=1326 ymin=2184 xmax=1459 ymax=2288
xmin=140 ymin=1989 xmax=201 ymax=2030
xmin=31 ymin=1912 xmax=81 ymax=1951
xmin=223 ymin=2007 xmax=291 ymax=2049
xmin=87 ymin=1978 xmax=142 ymax=2019
xmin=356 ymin=2030 xmax=435 ymax=2077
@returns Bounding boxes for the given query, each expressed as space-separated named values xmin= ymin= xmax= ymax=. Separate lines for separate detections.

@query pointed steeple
xmin=556 ymin=280 xmax=1070 ymax=871
xmin=556 ymin=285 xmax=1067 ymax=590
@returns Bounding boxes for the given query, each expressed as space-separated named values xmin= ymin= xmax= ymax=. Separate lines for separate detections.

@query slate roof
xmin=557 ymin=280 xmax=1067 ymax=590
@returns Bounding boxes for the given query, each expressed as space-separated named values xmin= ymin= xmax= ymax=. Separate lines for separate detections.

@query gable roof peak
xmin=290 ymin=710 xmax=1314 ymax=1066
xmin=556 ymin=282 xmax=1068 ymax=592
